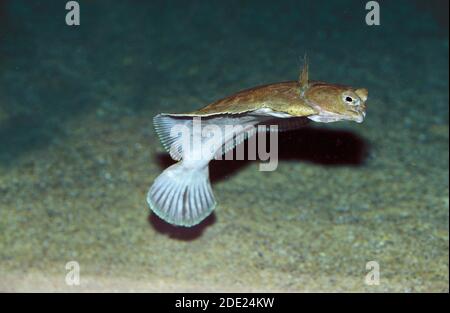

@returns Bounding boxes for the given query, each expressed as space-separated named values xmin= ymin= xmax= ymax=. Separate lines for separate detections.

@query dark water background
xmin=0 ymin=0 xmax=447 ymax=163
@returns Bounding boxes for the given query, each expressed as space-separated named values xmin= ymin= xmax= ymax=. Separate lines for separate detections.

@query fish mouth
xmin=355 ymin=111 xmax=366 ymax=123
xmin=348 ymin=109 xmax=366 ymax=123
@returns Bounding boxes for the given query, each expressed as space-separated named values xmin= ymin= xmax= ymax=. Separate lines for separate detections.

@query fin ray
xmin=153 ymin=114 xmax=187 ymax=161
xmin=147 ymin=162 xmax=216 ymax=226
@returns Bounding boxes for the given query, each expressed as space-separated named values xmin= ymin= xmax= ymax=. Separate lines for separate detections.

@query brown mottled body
xmin=165 ymin=75 xmax=367 ymax=123
xmin=171 ymin=81 xmax=317 ymax=117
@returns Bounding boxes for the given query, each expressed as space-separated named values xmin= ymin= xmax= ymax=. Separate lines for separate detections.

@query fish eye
xmin=343 ymin=94 xmax=360 ymax=106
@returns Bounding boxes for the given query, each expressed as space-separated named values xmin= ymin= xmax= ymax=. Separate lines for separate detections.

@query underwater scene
xmin=0 ymin=0 xmax=448 ymax=292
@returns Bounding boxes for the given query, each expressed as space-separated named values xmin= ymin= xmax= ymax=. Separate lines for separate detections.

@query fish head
xmin=303 ymin=82 xmax=368 ymax=123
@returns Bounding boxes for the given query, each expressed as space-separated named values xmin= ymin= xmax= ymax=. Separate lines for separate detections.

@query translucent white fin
xmin=216 ymin=117 xmax=309 ymax=157
xmin=153 ymin=114 xmax=186 ymax=161
xmin=147 ymin=162 xmax=216 ymax=227
xmin=218 ymin=126 xmax=257 ymax=157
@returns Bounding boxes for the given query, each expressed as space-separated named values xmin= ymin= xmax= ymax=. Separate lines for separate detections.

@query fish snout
xmin=349 ymin=105 xmax=366 ymax=123
xmin=356 ymin=106 xmax=366 ymax=123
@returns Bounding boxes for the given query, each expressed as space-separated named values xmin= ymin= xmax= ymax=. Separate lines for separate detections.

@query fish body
xmin=148 ymin=61 xmax=368 ymax=226
xmin=167 ymin=81 xmax=317 ymax=117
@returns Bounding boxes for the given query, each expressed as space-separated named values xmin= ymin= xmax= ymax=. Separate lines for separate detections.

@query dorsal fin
xmin=299 ymin=54 xmax=309 ymax=90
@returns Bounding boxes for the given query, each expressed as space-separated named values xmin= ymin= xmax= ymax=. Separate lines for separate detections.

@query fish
xmin=147 ymin=59 xmax=368 ymax=227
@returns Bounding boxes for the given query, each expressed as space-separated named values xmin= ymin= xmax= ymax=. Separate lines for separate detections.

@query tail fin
xmin=147 ymin=162 xmax=216 ymax=227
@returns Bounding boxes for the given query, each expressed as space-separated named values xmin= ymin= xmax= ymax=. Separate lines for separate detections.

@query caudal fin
xmin=147 ymin=162 xmax=216 ymax=227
